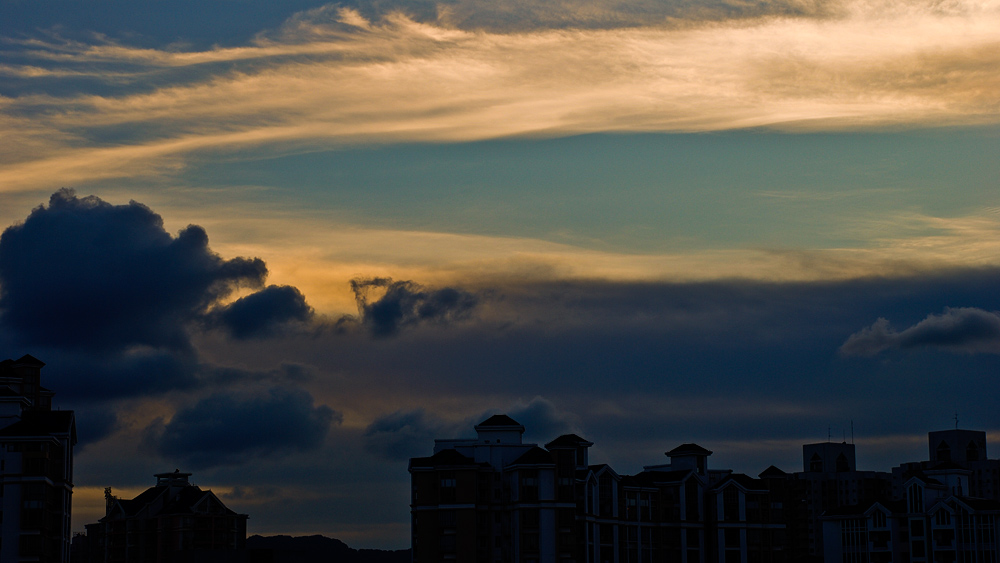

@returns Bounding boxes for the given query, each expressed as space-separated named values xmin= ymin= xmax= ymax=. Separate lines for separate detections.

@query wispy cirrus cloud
xmin=2 ymin=0 xmax=1000 ymax=191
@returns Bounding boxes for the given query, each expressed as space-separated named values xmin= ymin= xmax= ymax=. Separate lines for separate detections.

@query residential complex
xmin=0 ymin=354 xmax=77 ymax=563
xmin=823 ymin=432 xmax=1000 ymax=563
xmin=410 ymin=415 xmax=999 ymax=563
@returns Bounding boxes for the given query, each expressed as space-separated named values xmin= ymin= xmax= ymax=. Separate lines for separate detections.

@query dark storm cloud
xmin=147 ymin=386 xmax=340 ymax=468
xmin=73 ymin=407 xmax=120 ymax=450
xmin=364 ymin=409 xmax=457 ymax=460
xmin=364 ymin=397 xmax=581 ymax=460
xmin=0 ymin=190 xmax=327 ymax=405
xmin=0 ymin=189 xmax=266 ymax=352
xmin=840 ymin=307 xmax=1000 ymax=357
xmin=502 ymin=397 xmax=582 ymax=443
xmin=298 ymin=268 xmax=1000 ymax=453
xmin=36 ymin=347 xmax=200 ymax=402
xmin=348 ymin=277 xmax=480 ymax=337
xmin=209 ymin=285 xmax=314 ymax=339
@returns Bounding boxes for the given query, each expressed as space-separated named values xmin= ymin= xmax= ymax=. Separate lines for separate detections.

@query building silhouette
xmin=84 ymin=470 xmax=248 ymax=563
xmin=411 ymin=415 xmax=998 ymax=563
xmin=0 ymin=354 xmax=77 ymax=563
xmin=409 ymin=415 xmax=791 ymax=563
xmin=822 ymin=429 xmax=1000 ymax=562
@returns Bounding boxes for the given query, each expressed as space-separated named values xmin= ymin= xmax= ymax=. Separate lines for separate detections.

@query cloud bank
xmin=0 ymin=189 xmax=266 ymax=352
xmin=147 ymin=386 xmax=340 ymax=468
xmin=0 ymin=191 xmax=334 ymax=456
xmin=841 ymin=307 xmax=1000 ymax=356
xmin=348 ymin=277 xmax=480 ymax=336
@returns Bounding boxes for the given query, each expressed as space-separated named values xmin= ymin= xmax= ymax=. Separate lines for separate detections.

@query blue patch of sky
xmin=1 ymin=0 xmax=328 ymax=48
xmin=175 ymin=128 xmax=1000 ymax=252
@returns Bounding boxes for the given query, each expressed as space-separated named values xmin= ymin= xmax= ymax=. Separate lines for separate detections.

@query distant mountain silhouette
xmin=246 ymin=535 xmax=410 ymax=563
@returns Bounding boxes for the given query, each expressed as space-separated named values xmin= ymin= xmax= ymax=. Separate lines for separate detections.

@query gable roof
xmin=714 ymin=473 xmax=766 ymax=492
xmin=14 ymin=354 xmax=45 ymax=367
xmin=409 ymin=448 xmax=477 ymax=468
xmin=666 ymin=443 xmax=713 ymax=457
xmin=105 ymin=485 xmax=242 ymax=521
xmin=759 ymin=465 xmax=788 ymax=478
xmin=545 ymin=434 xmax=593 ymax=448
xmin=477 ymin=414 xmax=522 ymax=427
xmin=0 ymin=410 xmax=76 ymax=442
xmin=511 ymin=446 xmax=555 ymax=466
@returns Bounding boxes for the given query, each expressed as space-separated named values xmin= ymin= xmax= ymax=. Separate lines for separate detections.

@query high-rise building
xmin=0 ymin=354 xmax=77 ymax=563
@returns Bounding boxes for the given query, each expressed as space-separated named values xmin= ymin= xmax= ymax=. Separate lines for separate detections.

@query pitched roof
xmin=759 ymin=465 xmax=788 ymax=478
xmin=0 ymin=410 xmax=75 ymax=438
xmin=954 ymin=497 xmax=1000 ymax=511
xmin=545 ymin=434 xmax=593 ymax=448
xmin=476 ymin=414 xmax=522 ymax=427
xmin=107 ymin=486 xmax=241 ymax=520
xmin=511 ymin=447 xmax=554 ymax=466
xmin=666 ymin=443 xmax=713 ymax=457
xmin=928 ymin=461 xmax=969 ymax=471
xmin=14 ymin=354 xmax=45 ymax=367
xmin=114 ymin=487 xmax=168 ymax=517
xmin=714 ymin=473 xmax=765 ymax=491
xmin=409 ymin=448 xmax=477 ymax=468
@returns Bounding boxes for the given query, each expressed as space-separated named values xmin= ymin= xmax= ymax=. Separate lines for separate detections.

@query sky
xmin=2 ymin=0 xmax=1000 ymax=549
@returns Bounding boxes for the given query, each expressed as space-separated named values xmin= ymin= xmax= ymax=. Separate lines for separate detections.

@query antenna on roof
xmin=851 ymin=420 xmax=854 ymax=445
xmin=828 ymin=427 xmax=831 ymax=442
xmin=954 ymin=412 xmax=959 ymax=429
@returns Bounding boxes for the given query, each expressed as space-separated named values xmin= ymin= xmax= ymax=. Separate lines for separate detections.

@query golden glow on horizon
xmin=186 ymin=211 xmax=1000 ymax=316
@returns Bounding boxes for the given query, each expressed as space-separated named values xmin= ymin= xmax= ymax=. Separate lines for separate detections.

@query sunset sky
xmin=2 ymin=0 xmax=999 ymax=548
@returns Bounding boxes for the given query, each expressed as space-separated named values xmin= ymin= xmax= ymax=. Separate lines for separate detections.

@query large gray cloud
xmin=0 ymin=189 xmax=267 ymax=353
xmin=364 ymin=397 xmax=581 ymax=460
xmin=146 ymin=386 xmax=340 ymax=468
xmin=840 ymin=307 xmax=1000 ymax=357
xmin=347 ymin=277 xmax=480 ymax=337
xmin=209 ymin=285 xmax=314 ymax=339
xmin=0 ymin=191 xmax=336 ymax=456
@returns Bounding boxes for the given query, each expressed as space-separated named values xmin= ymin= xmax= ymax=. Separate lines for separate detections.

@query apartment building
xmin=0 ymin=354 xmax=77 ymax=563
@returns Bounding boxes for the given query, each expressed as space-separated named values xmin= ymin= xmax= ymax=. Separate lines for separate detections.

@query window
xmin=836 ymin=453 xmax=849 ymax=472
xmin=19 ymin=535 xmax=42 ymax=557
xmin=521 ymin=470 xmax=539 ymax=502
xmin=440 ymin=471 xmax=457 ymax=503
xmin=599 ymin=475 xmax=613 ymax=517
xmin=810 ymin=453 xmax=823 ymax=472
xmin=967 ymin=441 xmax=980 ymax=461
xmin=522 ymin=509 xmax=540 ymax=530
xmin=937 ymin=442 xmax=951 ymax=462
xmin=723 ymin=487 xmax=740 ymax=521
xmin=439 ymin=510 xmax=457 ymax=528
xmin=907 ymin=485 xmax=923 ymax=513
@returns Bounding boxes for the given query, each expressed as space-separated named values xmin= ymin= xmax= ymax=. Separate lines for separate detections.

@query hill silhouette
xmin=246 ymin=535 xmax=410 ymax=563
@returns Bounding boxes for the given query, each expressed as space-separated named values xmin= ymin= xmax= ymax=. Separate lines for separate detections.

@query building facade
xmin=0 ymin=354 xmax=77 ymax=563
xmin=409 ymin=415 xmax=790 ymax=563
xmin=823 ymin=428 xmax=1000 ymax=563
xmin=84 ymin=471 xmax=248 ymax=563
xmin=412 ymin=417 xmax=999 ymax=563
